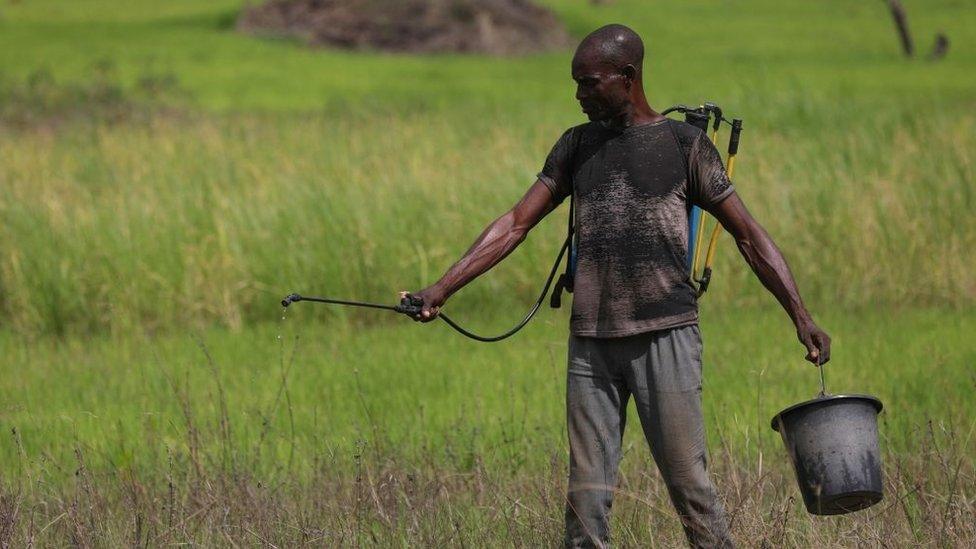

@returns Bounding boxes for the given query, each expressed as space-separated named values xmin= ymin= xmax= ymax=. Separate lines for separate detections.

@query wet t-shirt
xmin=538 ymin=118 xmax=734 ymax=337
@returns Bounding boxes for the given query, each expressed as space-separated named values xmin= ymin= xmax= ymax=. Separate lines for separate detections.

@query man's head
xmin=572 ymin=24 xmax=645 ymax=123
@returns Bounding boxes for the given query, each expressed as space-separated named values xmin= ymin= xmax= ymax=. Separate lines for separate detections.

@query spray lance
xmin=281 ymin=231 xmax=572 ymax=343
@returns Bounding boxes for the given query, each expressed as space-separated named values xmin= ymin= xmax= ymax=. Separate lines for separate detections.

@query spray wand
xmin=281 ymin=232 xmax=571 ymax=343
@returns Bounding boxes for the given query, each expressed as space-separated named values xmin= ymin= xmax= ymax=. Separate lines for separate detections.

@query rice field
xmin=1 ymin=0 xmax=974 ymax=545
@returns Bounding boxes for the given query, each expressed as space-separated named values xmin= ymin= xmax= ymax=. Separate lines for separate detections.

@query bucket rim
xmin=770 ymin=394 xmax=883 ymax=432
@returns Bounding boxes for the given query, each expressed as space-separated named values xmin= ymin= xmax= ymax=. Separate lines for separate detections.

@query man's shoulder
xmin=558 ymin=121 xmax=600 ymax=140
xmin=666 ymin=119 xmax=705 ymax=150
xmin=556 ymin=121 xmax=624 ymax=153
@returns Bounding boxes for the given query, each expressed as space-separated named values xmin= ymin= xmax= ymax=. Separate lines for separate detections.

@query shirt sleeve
xmin=687 ymin=131 xmax=735 ymax=210
xmin=537 ymin=127 xmax=575 ymax=206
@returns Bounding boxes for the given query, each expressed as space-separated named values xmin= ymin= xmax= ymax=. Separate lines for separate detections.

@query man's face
xmin=571 ymin=51 xmax=630 ymax=122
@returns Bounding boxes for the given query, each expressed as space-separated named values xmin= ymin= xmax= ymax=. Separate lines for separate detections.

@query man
xmin=404 ymin=24 xmax=830 ymax=548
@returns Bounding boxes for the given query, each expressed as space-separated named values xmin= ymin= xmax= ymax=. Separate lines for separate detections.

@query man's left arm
xmin=708 ymin=192 xmax=831 ymax=365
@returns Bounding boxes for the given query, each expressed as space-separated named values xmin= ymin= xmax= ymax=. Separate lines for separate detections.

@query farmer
xmin=404 ymin=24 xmax=830 ymax=548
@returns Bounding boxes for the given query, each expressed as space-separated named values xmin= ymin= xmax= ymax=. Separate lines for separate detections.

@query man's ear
xmin=621 ymin=64 xmax=637 ymax=87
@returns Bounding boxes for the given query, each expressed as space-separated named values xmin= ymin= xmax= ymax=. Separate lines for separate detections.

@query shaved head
xmin=575 ymin=24 xmax=644 ymax=76
xmin=571 ymin=24 xmax=652 ymax=125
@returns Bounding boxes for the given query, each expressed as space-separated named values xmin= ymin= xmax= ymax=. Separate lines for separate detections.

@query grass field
xmin=3 ymin=309 xmax=974 ymax=545
xmin=1 ymin=0 xmax=975 ymax=545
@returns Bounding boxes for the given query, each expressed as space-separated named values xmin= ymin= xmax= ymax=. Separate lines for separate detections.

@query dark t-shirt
xmin=538 ymin=118 xmax=734 ymax=337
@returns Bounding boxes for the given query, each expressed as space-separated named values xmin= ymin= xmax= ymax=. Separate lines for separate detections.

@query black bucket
xmin=771 ymin=394 xmax=884 ymax=515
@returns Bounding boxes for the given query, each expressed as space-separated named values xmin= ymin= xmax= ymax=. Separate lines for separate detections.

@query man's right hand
xmin=399 ymin=285 xmax=446 ymax=323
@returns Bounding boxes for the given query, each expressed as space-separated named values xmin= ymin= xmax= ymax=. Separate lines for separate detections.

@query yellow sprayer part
xmin=703 ymin=154 xmax=737 ymax=269
xmin=692 ymin=127 xmax=721 ymax=278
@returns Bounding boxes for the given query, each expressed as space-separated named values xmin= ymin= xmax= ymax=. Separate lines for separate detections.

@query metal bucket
xmin=771 ymin=394 xmax=884 ymax=515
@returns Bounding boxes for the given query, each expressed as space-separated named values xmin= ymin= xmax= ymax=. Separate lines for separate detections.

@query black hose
xmin=435 ymin=235 xmax=570 ymax=342
xmin=283 ymin=234 xmax=572 ymax=343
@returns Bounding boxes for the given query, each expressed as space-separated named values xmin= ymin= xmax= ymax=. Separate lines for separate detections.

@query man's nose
xmin=575 ymin=84 xmax=587 ymax=101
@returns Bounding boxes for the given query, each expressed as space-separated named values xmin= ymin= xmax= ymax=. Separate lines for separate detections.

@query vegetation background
xmin=1 ymin=0 xmax=974 ymax=545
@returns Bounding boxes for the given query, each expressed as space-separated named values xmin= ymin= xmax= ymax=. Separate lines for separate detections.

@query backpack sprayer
xmin=282 ymin=102 xmax=742 ymax=341
xmin=660 ymin=103 xmax=743 ymax=296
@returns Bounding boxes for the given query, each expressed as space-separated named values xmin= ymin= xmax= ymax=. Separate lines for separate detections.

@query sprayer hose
xmin=436 ymin=234 xmax=571 ymax=342
xmin=287 ymin=234 xmax=571 ymax=343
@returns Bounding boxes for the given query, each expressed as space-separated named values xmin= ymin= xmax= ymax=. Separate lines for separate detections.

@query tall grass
xmin=2 ymin=0 xmax=974 ymax=336
xmin=2 ymin=434 xmax=973 ymax=546
xmin=1 ymin=101 xmax=973 ymax=335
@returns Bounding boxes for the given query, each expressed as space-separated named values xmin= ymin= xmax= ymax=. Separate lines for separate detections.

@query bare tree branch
xmin=883 ymin=0 xmax=914 ymax=57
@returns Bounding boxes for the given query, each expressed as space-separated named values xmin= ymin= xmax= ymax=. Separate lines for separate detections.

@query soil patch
xmin=237 ymin=0 xmax=573 ymax=56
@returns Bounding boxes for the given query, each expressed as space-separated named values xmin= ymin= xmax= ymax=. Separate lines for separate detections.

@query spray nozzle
xmin=281 ymin=293 xmax=303 ymax=308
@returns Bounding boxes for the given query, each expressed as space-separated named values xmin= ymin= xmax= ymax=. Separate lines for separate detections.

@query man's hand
xmin=399 ymin=285 xmax=446 ymax=323
xmin=797 ymin=319 xmax=831 ymax=366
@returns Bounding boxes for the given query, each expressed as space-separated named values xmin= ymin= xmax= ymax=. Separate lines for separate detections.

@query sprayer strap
xmin=665 ymin=119 xmax=692 ymax=180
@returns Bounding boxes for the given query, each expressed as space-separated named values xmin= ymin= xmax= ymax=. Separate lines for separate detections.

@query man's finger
xmin=419 ymin=306 xmax=438 ymax=322
xmin=803 ymin=336 xmax=820 ymax=364
xmin=817 ymin=334 xmax=831 ymax=364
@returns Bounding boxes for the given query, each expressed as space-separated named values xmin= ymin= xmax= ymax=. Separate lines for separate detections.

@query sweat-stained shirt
xmin=538 ymin=118 xmax=734 ymax=338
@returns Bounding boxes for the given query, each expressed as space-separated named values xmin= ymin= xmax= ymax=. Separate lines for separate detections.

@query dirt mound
xmin=237 ymin=0 xmax=572 ymax=56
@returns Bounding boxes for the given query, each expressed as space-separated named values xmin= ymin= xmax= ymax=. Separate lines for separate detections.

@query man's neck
xmin=600 ymin=97 xmax=664 ymax=131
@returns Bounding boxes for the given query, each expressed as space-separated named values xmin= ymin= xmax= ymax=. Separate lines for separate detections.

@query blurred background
xmin=1 ymin=0 xmax=974 ymax=545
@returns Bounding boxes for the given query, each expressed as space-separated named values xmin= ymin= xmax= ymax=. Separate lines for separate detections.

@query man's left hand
xmin=797 ymin=320 xmax=831 ymax=366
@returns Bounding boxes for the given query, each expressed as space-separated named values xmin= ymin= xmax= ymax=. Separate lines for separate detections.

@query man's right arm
xmin=403 ymin=179 xmax=559 ymax=321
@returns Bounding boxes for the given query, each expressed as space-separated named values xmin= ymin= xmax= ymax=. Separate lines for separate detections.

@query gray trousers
xmin=564 ymin=324 xmax=733 ymax=548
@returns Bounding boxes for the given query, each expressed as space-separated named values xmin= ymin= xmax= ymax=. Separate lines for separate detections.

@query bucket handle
xmin=817 ymin=353 xmax=828 ymax=397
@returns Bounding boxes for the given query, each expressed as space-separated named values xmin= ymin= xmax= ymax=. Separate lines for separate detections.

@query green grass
xmin=1 ymin=0 xmax=974 ymax=112
xmin=2 ymin=308 xmax=974 ymax=544
xmin=1 ymin=0 xmax=975 ymax=545
xmin=3 ymin=308 xmax=974 ymax=474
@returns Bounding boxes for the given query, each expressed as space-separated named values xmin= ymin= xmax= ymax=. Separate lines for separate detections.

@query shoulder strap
xmin=665 ymin=118 xmax=691 ymax=177
xmin=550 ymin=167 xmax=576 ymax=309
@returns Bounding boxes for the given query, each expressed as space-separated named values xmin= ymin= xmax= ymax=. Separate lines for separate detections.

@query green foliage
xmin=1 ymin=103 xmax=973 ymax=334
xmin=0 ymin=1 xmax=974 ymax=544
xmin=1 ymin=1 xmax=974 ymax=335
xmin=3 ymin=308 xmax=973 ymax=477
xmin=0 ymin=62 xmax=183 ymax=128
